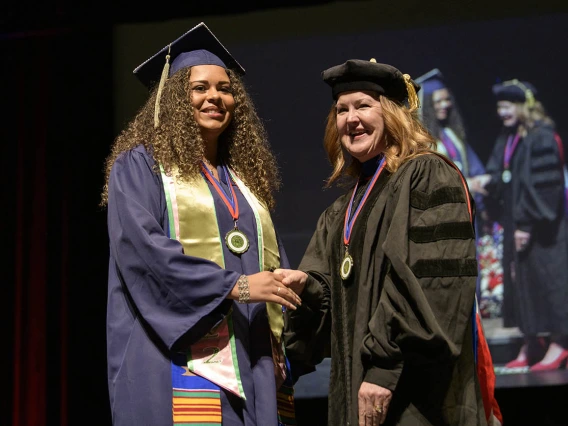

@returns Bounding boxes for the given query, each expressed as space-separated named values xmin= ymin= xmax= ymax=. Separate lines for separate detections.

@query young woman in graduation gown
xmin=415 ymin=68 xmax=489 ymax=197
xmin=482 ymin=80 xmax=568 ymax=371
xmin=100 ymin=23 xmax=301 ymax=426
xmin=278 ymin=59 xmax=502 ymax=426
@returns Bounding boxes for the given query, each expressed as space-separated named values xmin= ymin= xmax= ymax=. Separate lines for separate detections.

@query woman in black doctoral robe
xmin=483 ymin=79 xmax=568 ymax=371
xmin=277 ymin=59 xmax=502 ymax=426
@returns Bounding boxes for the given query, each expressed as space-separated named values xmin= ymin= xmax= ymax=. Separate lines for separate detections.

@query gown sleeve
xmin=484 ymin=136 xmax=504 ymax=180
xmin=466 ymin=144 xmax=486 ymax=178
xmin=482 ymin=136 xmax=507 ymax=221
xmin=283 ymin=204 xmax=338 ymax=380
xmin=107 ymin=148 xmax=242 ymax=351
xmin=361 ymin=157 xmax=478 ymax=392
xmin=514 ymin=127 xmax=565 ymax=232
xmin=465 ymin=144 xmax=486 ymax=212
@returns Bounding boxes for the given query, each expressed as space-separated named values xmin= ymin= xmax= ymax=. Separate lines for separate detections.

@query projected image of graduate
xmin=415 ymin=69 xmax=487 ymax=189
xmin=482 ymin=79 xmax=568 ymax=371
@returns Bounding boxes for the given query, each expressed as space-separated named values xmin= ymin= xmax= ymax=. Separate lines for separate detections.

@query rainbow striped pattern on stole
xmin=277 ymin=356 xmax=296 ymax=425
xmin=171 ymin=359 xmax=222 ymax=425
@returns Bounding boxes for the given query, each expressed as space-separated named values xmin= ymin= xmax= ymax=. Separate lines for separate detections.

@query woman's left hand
xmin=358 ymin=381 xmax=392 ymax=426
xmin=514 ymin=229 xmax=531 ymax=251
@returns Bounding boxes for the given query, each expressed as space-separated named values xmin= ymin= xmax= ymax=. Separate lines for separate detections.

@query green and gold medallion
xmin=225 ymin=228 xmax=250 ymax=254
xmin=340 ymin=251 xmax=353 ymax=280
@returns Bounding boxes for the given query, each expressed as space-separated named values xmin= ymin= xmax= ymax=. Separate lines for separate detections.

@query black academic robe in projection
xmin=284 ymin=154 xmax=487 ymax=426
xmin=484 ymin=123 xmax=568 ymax=335
xmin=106 ymin=145 xmax=289 ymax=426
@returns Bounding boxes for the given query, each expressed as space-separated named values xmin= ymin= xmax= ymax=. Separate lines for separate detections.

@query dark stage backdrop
xmin=222 ymin=14 xmax=568 ymax=387
xmin=115 ymin=12 xmax=568 ymax=266
xmin=6 ymin=2 xmax=568 ymax=426
xmin=5 ymin=25 xmax=114 ymax=426
xmin=229 ymin=13 xmax=568 ymax=265
xmin=111 ymin=10 xmax=568 ymax=424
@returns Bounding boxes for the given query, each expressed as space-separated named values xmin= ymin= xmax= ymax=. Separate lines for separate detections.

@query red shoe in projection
xmin=504 ymin=358 xmax=529 ymax=368
xmin=504 ymin=345 xmax=528 ymax=368
xmin=530 ymin=349 xmax=568 ymax=372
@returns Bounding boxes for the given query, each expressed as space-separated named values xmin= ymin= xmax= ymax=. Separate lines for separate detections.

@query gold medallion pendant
xmin=200 ymin=162 xmax=251 ymax=255
xmin=341 ymin=156 xmax=387 ymax=281
xmin=225 ymin=228 xmax=250 ymax=254
xmin=340 ymin=251 xmax=354 ymax=280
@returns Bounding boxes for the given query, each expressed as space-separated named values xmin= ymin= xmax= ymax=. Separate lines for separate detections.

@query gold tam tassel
xmin=154 ymin=45 xmax=171 ymax=129
xmin=403 ymin=74 xmax=420 ymax=110
xmin=524 ymin=86 xmax=535 ymax=108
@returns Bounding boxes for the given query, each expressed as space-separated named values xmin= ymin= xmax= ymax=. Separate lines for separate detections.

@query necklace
xmin=202 ymin=158 xmax=217 ymax=177
xmin=502 ymin=133 xmax=521 ymax=183
xmin=200 ymin=162 xmax=250 ymax=254
xmin=341 ymin=156 xmax=386 ymax=280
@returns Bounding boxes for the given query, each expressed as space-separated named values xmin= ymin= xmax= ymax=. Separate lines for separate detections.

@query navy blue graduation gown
xmin=106 ymin=145 xmax=289 ymax=426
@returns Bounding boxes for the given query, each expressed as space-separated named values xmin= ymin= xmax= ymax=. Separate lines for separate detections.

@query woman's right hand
xmin=229 ymin=271 xmax=301 ymax=310
xmin=273 ymin=268 xmax=308 ymax=297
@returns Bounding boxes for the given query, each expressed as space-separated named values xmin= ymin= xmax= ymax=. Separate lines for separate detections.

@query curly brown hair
xmin=323 ymin=94 xmax=437 ymax=186
xmin=100 ymin=68 xmax=281 ymax=209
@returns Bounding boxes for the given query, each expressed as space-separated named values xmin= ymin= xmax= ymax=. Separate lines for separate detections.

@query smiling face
xmin=189 ymin=65 xmax=235 ymax=142
xmin=497 ymin=100 xmax=520 ymax=127
xmin=432 ymin=87 xmax=452 ymax=122
xmin=335 ymin=91 xmax=386 ymax=163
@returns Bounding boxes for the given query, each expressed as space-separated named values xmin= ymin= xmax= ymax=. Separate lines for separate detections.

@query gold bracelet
xmin=237 ymin=275 xmax=250 ymax=304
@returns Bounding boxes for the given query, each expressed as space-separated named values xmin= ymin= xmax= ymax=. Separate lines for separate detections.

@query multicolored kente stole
xmin=161 ymin=165 xmax=296 ymax=425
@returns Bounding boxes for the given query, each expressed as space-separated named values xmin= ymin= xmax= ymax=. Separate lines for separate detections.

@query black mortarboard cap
xmin=133 ymin=22 xmax=245 ymax=90
xmin=492 ymin=79 xmax=537 ymax=105
xmin=415 ymin=68 xmax=446 ymax=96
xmin=322 ymin=59 xmax=420 ymax=107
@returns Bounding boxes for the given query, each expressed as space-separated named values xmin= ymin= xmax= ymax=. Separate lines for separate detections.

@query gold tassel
xmin=403 ymin=74 xmax=420 ymax=110
xmin=524 ymin=86 xmax=535 ymax=108
xmin=154 ymin=45 xmax=171 ymax=129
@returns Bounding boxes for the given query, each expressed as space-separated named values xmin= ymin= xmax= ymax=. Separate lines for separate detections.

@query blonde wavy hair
xmin=101 ymin=67 xmax=281 ymax=209
xmin=507 ymin=100 xmax=555 ymax=137
xmin=324 ymin=94 xmax=437 ymax=186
